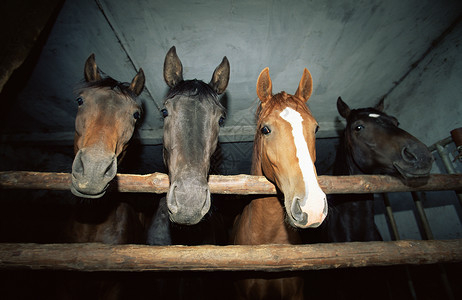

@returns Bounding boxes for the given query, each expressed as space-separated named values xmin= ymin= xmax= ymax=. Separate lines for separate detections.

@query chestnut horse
xmin=232 ymin=68 xmax=327 ymax=300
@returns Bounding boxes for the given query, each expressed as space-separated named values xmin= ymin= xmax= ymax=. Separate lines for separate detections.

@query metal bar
xmin=383 ymin=193 xmax=401 ymax=240
xmin=411 ymin=191 xmax=455 ymax=300
xmin=435 ymin=143 xmax=462 ymax=208
xmin=382 ymin=193 xmax=417 ymax=300
xmin=412 ymin=192 xmax=434 ymax=240
xmin=428 ymin=136 xmax=453 ymax=152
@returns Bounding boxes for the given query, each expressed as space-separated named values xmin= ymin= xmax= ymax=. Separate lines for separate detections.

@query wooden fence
xmin=0 ymin=171 xmax=462 ymax=272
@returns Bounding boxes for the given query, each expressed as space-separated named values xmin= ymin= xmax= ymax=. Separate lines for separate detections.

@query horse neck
xmin=327 ymin=132 xmax=380 ymax=242
xmin=331 ymin=132 xmax=375 ymax=206
xmin=72 ymin=197 xmax=118 ymax=224
xmin=68 ymin=200 xmax=142 ymax=244
xmin=331 ymin=132 xmax=376 ymax=210
xmin=334 ymin=133 xmax=364 ymax=176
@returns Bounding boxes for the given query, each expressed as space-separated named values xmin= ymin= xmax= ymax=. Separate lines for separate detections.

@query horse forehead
xmin=169 ymin=95 xmax=221 ymax=113
xmin=275 ymin=106 xmax=316 ymax=127
xmin=82 ymin=88 xmax=137 ymax=109
xmin=351 ymin=109 xmax=390 ymax=122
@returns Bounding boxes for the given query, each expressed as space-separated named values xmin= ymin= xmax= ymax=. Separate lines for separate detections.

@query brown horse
xmin=232 ymin=68 xmax=327 ymax=300
xmin=67 ymin=53 xmax=145 ymax=245
xmin=61 ymin=54 xmax=146 ymax=299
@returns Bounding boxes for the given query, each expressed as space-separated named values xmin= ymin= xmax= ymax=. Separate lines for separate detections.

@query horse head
xmin=71 ymin=54 xmax=145 ymax=198
xmin=161 ymin=46 xmax=229 ymax=225
xmin=254 ymin=68 xmax=327 ymax=228
xmin=337 ymin=97 xmax=433 ymax=181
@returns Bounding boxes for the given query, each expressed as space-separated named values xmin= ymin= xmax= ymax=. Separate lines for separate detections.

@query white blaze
xmin=369 ymin=113 xmax=380 ymax=118
xmin=279 ymin=107 xmax=327 ymax=226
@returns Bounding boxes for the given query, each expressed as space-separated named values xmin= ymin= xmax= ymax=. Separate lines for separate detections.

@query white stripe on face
xmin=369 ymin=113 xmax=380 ymax=118
xmin=279 ymin=107 xmax=327 ymax=225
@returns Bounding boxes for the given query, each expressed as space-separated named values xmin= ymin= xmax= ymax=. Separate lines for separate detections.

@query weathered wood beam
xmin=0 ymin=171 xmax=462 ymax=195
xmin=0 ymin=240 xmax=460 ymax=272
xmin=0 ymin=0 xmax=63 ymax=93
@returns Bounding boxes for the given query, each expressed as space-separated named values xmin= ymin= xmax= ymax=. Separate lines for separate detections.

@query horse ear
xmin=337 ymin=97 xmax=351 ymax=119
xmin=256 ymin=68 xmax=272 ymax=103
xmin=84 ymin=53 xmax=102 ymax=82
xmin=375 ymin=98 xmax=385 ymax=112
xmin=129 ymin=68 xmax=145 ymax=96
xmin=163 ymin=46 xmax=183 ymax=88
xmin=209 ymin=56 xmax=230 ymax=95
xmin=294 ymin=68 xmax=313 ymax=102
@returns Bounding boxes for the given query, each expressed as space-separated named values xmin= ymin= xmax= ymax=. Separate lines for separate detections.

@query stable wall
xmin=387 ymin=17 xmax=462 ymax=147
xmin=373 ymin=19 xmax=462 ymax=240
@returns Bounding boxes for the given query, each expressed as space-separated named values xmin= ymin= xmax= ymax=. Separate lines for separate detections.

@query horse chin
xmin=168 ymin=211 xmax=204 ymax=226
xmin=392 ymin=162 xmax=431 ymax=186
xmin=286 ymin=216 xmax=323 ymax=229
xmin=70 ymin=185 xmax=107 ymax=199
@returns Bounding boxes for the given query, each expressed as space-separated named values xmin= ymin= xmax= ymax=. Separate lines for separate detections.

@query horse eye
xmin=219 ymin=116 xmax=225 ymax=127
xmin=133 ymin=111 xmax=141 ymax=120
xmin=161 ymin=109 xmax=168 ymax=118
xmin=76 ymin=97 xmax=83 ymax=106
xmin=261 ymin=126 xmax=271 ymax=135
xmin=315 ymin=125 xmax=320 ymax=134
xmin=355 ymin=124 xmax=364 ymax=132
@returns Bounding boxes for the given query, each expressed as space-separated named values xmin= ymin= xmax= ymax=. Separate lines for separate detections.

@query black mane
xmin=77 ymin=76 xmax=138 ymax=99
xmin=166 ymin=79 xmax=223 ymax=107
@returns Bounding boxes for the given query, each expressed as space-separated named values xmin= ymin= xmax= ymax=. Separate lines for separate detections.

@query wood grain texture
xmin=0 ymin=240 xmax=461 ymax=271
xmin=1 ymin=171 xmax=461 ymax=195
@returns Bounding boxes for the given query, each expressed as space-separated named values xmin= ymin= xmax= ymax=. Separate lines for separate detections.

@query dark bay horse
xmin=61 ymin=54 xmax=146 ymax=299
xmin=325 ymin=97 xmax=433 ymax=242
xmin=145 ymin=46 xmax=230 ymax=300
xmin=232 ymin=67 xmax=327 ymax=300
xmin=67 ymin=53 xmax=145 ymax=245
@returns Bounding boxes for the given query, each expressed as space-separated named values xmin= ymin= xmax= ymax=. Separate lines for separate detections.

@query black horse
xmin=326 ymin=97 xmax=433 ymax=242
xmin=306 ymin=97 xmax=434 ymax=300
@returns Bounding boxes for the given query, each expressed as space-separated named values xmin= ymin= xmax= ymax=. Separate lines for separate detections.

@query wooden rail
xmin=1 ymin=171 xmax=462 ymax=194
xmin=1 ymin=171 xmax=462 ymax=272
xmin=0 ymin=240 xmax=461 ymax=272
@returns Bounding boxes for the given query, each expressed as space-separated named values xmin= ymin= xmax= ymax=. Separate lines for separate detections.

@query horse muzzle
xmin=287 ymin=191 xmax=328 ymax=229
xmin=393 ymin=143 xmax=433 ymax=179
xmin=71 ymin=148 xmax=117 ymax=198
xmin=166 ymin=177 xmax=211 ymax=225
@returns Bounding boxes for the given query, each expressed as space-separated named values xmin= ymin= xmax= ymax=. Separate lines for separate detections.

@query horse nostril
xmin=103 ymin=157 xmax=117 ymax=179
xmin=291 ymin=198 xmax=308 ymax=224
xmin=72 ymin=150 xmax=84 ymax=176
xmin=167 ymin=184 xmax=179 ymax=214
xmin=201 ymin=188 xmax=211 ymax=215
xmin=402 ymin=147 xmax=418 ymax=163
